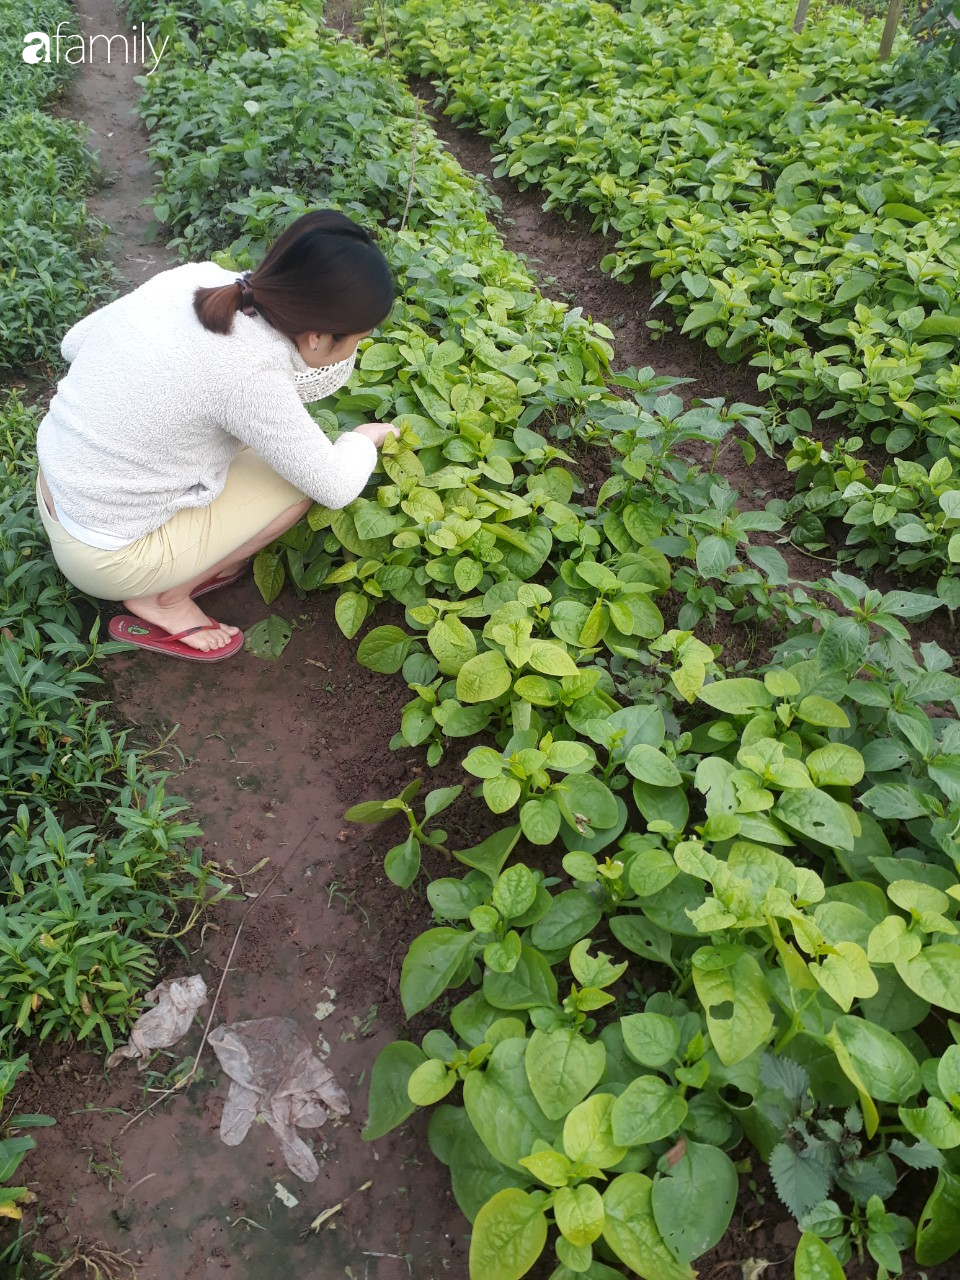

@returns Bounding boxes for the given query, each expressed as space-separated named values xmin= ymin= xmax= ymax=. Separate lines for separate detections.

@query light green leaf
xmin=563 ymin=1095 xmax=627 ymax=1169
xmin=611 ymin=1076 xmax=688 ymax=1146
xmin=429 ymin=616 xmax=478 ymax=674
xmin=357 ymin=624 xmax=411 ymax=673
xmin=805 ymin=744 xmax=865 ymax=787
xmin=625 ymin=745 xmax=682 ymax=787
xmin=899 ymin=1097 xmax=960 ymax=1149
xmin=408 ymin=1059 xmax=456 ymax=1106
xmin=697 ymin=678 xmax=773 ymax=715
xmin=620 ymin=1013 xmax=681 ymax=1069
xmin=518 ymin=1148 xmax=571 ymax=1188
xmin=691 ymin=945 xmax=774 ymax=1066
xmin=830 ymin=1015 xmax=921 ymax=1102
xmin=457 ymin=650 xmax=514 ymax=703
xmin=493 ymin=865 xmax=538 ymax=921
xmin=555 ymin=1184 xmax=605 ymax=1248
xmin=602 ymin=1174 xmax=693 ymax=1280
xmin=794 ymin=1232 xmax=846 ymax=1279
xmin=528 ymin=640 xmax=580 ymax=676
xmin=334 ymin=590 xmax=368 ymax=639
xmin=795 ymin=696 xmax=850 ymax=728
xmin=469 ymin=1189 xmax=548 ymax=1280
xmin=810 ymin=942 xmax=878 ymax=1012
xmin=897 ymin=944 xmax=960 ymax=1013
xmin=520 ymin=797 xmax=562 ymax=845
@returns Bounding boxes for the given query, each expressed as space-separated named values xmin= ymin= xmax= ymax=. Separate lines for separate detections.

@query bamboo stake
xmin=793 ymin=0 xmax=810 ymax=33
xmin=879 ymin=0 xmax=904 ymax=59
xmin=400 ymin=98 xmax=421 ymax=234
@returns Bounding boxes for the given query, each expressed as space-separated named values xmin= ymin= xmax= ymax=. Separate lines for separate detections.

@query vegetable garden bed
xmin=3 ymin=0 xmax=960 ymax=1277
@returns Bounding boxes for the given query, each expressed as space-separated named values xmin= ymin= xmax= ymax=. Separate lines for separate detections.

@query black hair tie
xmin=235 ymin=272 xmax=257 ymax=316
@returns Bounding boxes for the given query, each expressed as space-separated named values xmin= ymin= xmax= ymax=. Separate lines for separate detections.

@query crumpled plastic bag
xmin=208 ymin=1016 xmax=350 ymax=1181
xmin=107 ymin=975 xmax=208 ymax=1070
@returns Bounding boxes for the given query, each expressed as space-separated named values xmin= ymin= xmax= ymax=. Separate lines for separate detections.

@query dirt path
xmin=51 ymin=0 xmax=180 ymax=288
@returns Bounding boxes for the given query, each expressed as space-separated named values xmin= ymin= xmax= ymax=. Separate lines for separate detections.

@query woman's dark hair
xmin=192 ymin=209 xmax=395 ymax=339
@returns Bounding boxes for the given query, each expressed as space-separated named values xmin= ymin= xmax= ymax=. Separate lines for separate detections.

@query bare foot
xmin=123 ymin=595 xmax=240 ymax=652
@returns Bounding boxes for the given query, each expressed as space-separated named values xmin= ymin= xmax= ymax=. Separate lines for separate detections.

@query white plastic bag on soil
xmin=208 ymin=1016 xmax=350 ymax=1182
xmin=107 ymin=975 xmax=208 ymax=1070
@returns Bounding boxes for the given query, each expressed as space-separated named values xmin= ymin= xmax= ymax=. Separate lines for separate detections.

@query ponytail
xmin=192 ymin=209 xmax=395 ymax=338
xmin=191 ymin=272 xmax=257 ymax=336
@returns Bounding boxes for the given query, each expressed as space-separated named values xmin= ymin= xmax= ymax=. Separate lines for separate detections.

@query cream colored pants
xmin=35 ymin=449 xmax=306 ymax=601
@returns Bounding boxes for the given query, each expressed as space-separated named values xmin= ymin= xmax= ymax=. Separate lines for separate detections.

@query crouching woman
xmin=35 ymin=208 xmax=398 ymax=662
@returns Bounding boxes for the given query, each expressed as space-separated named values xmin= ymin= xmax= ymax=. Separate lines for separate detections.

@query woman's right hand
xmin=353 ymin=421 xmax=400 ymax=447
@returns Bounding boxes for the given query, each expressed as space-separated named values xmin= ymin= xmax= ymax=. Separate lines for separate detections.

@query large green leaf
xmin=896 ymin=944 xmax=960 ymax=1013
xmin=469 ymin=1188 xmax=548 ymax=1280
xmin=400 ymin=927 xmax=478 ymax=1016
xmin=697 ymin=678 xmax=773 ymax=715
xmin=429 ymin=615 xmax=479 ymax=674
xmin=620 ymin=1013 xmax=680 ymax=1069
xmin=529 ymin=890 xmax=602 ymax=952
xmin=625 ymin=744 xmax=682 ymax=787
xmin=484 ymin=945 xmax=558 ymax=1010
xmin=610 ymin=1076 xmax=687 ymax=1146
xmin=429 ymin=1106 xmax=529 ymax=1224
xmin=357 ymin=624 xmax=412 ymax=673
xmin=362 ymin=1041 xmax=427 ymax=1140
xmin=650 ymin=1141 xmax=737 ymax=1264
xmin=774 ymin=788 xmax=856 ymax=851
xmin=463 ymin=1039 xmax=558 ymax=1170
xmin=457 ymin=649 xmax=514 ymax=703
xmin=829 ymin=1015 xmax=921 ymax=1103
xmin=916 ymin=1168 xmax=960 ymax=1264
xmin=794 ymin=1232 xmax=845 ymax=1279
xmin=691 ymin=945 xmax=774 ymax=1065
xmin=556 ymin=773 xmax=620 ymax=833
xmin=524 ymin=1028 xmax=606 ymax=1121
xmin=454 ymin=824 xmax=522 ymax=882
xmin=601 ymin=1174 xmax=694 ymax=1280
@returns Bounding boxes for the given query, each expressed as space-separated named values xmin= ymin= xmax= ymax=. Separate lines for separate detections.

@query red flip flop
xmin=108 ymin=614 xmax=245 ymax=661
xmin=190 ymin=564 xmax=249 ymax=599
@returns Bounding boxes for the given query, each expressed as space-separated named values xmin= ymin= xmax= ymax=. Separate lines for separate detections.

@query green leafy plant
xmin=372 ymin=0 xmax=960 ymax=592
xmin=344 ymin=778 xmax=461 ymax=887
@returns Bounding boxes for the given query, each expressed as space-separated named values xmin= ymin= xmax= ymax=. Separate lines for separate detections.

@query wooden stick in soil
xmin=793 ymin=0 xmax=810 ymax=32
xmin=400 ymin=97 xmax=421 ymax=234
xmin=879 ymin=0 xmax=904 ymax=58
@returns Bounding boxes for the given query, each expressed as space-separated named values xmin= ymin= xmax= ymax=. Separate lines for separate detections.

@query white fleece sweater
xmin=37 ymin=261 xmax=378 ymax=544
